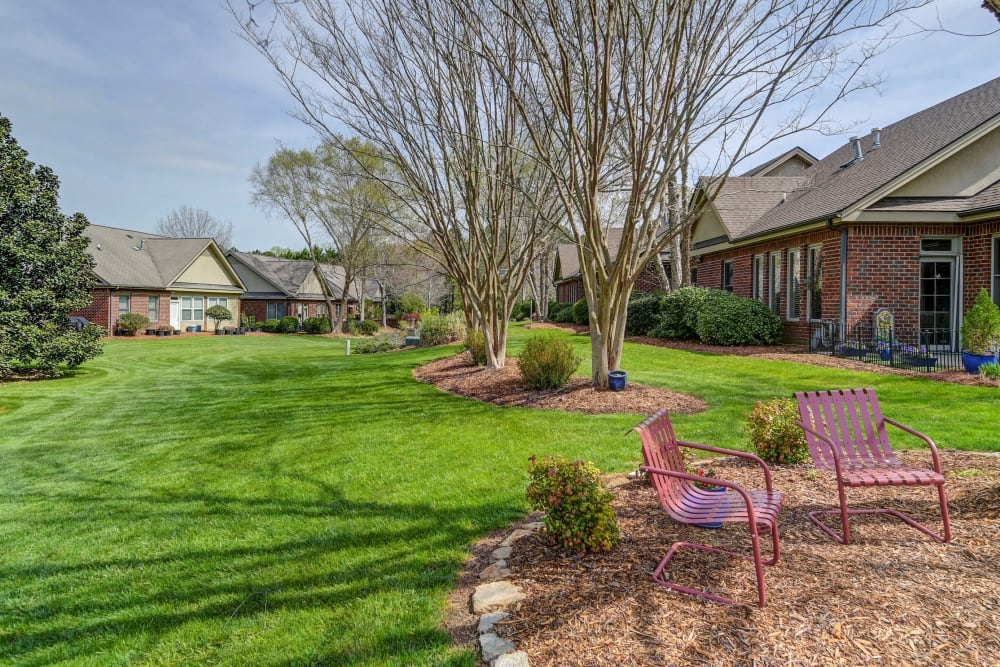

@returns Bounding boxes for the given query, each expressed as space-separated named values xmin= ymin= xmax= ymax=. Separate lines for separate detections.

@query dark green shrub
xmin=549 ymin=302 xmax=572 ymax=323
xmin=352 ymin=332 xmax=403 ymax=353
xmin=546 ymin=300 xmax=561 ymax=320
xmin=279 ymin=316 xmax=300 ymax=333
xmin=511 ymin=299 xmax=533 ymax=321
xmin=117 ymin=313 xmax=149 ymax=336
xmin=518 ymin=336 xmax=581 ymax=390
xmin=302 ymin=316 xmax=332 ymax=334
xmin=744 ymin=398 xmax=810 ymax=464
xmin=465 ymin=328 xmax=487 ymax=365
xmin=694 ymin=291 xmax=782 ymax=345
xmin=626 ymin=292 xmax=665 ymax=336
xmin=357 ymin=319 xmax=379 ymax=336
xmin=419 ymin=312 xmax=465 ymax=346
xmin=526 ymin=455 xmax=620 ymax=553
xmin=651 ymin=286 xmax=715 ymax=340
xmin=261 ymin=319 xmax=281 ymax=333
xmin=572 ymin=298 xmax=589 ymax=325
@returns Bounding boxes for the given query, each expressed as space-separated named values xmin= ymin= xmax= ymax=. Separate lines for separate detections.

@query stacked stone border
xmin=468 ymin=521 xmax=544 ymax=666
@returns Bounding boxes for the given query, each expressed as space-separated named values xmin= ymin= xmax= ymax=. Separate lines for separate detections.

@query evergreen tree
xmin=0 ymin=115 xmax=103 ymax=376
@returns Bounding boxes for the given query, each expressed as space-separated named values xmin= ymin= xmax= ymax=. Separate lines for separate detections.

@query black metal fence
xmin=807 ymin=320 xmax=963 ymax=372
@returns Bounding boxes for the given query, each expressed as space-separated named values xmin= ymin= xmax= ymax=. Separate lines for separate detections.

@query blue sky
xmin=1 ymin=1 xmax=997 ymax=251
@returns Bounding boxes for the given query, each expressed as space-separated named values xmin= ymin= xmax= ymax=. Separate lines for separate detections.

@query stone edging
xmin=468 ymin=521 xmax=544 ymax=666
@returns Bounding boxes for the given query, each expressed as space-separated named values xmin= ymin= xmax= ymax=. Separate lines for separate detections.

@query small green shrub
xmin=465 ymin=328 xmax=487 ymax=365
xmin=572 ymin=298 xmax=589 ymax=325
xmin=352 ymin=332 xmax=403 ymax=354
xmin=978 ymin=362 xmax=1000 ymax=381
xmin=517 ymin=336 xmax=581 ymax=390
xmin=419 ymin=312 xmax=466 ymax=346
xmin=117 ymin=313 xmax=149 ymax=336
xmin=261 ymin=319 xmax=281 ymax=333
xmin=694 ymin=291 xmax=782 ymax=346
xmin=302 ymin=317 xmax=332 ymax=334
xmin=279 ymin=316 xmax=300 ymax=333
xmin=651 ymin=286 xmax=714 ymax=340
xmin=744 ymin=398 xmax=810 ymax=464
xmin=357 ymin=319 xmax=379 ymax=336
xmin=961 ymin=288 xmax=1000 ymax=355
xmin=550 ymin=302 xmax=574 ymax=323
xmin=626 ymin=292 xmax=666 ymax=336
xmin=205 ymin=305 xmax=232 ymax=329
xmin=511 ymin=299 xmax=533 ymax=321
xmin=526 ymin=455 xmax=620 ymax=553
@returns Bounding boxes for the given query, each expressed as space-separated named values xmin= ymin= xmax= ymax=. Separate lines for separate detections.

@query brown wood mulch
xmin=427 ymin=328 xmax=1000 ymax=666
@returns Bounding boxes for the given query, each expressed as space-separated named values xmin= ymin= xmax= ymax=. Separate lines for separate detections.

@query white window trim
xmin=768 ymin=252 xmax=782 ymax=316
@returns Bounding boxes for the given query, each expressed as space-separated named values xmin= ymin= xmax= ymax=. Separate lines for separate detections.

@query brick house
xmin=690 ymin=76 xmax=1000 ymax=350
xmin=226 ymin=251 xmax=372 ymax=324
xmin=554 ymin=228 xmax=670 ymax=303
xmin=72 ymin=225 xmax=245 ymax=333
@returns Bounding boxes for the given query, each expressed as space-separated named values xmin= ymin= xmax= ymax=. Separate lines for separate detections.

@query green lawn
xmin=1 ymin=327 xmax=996 ymax=665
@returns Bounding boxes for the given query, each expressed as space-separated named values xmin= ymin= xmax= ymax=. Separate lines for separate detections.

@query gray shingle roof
xmin=707 ymin=176 xmax=811 ymax=239
xmin=227 ymin=251 xmax=358 ymax=299
xmin=86 ymin=224 xmax=239 ymax=289
xmin=735 ymin=75 xmax=1000 ymax=240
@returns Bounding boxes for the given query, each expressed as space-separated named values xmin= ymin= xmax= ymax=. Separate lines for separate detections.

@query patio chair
xmin=794 ymin=388 xmax=952 ymax=544
xmin=634 ymin=409 xmax=784 ymax=608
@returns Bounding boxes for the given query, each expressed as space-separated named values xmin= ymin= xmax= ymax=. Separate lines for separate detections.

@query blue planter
xmin=962 ymin=351 xmax=997 ymax=374
xmin=608 ymin=370 xmax=627 ymax=392
xmin=879 ymin=350 xmax=892 ymax=362
xmin=694 ymin=486 xmax=726 ymax=528
xmin=905 ymin=355 xmax=938 ymax=371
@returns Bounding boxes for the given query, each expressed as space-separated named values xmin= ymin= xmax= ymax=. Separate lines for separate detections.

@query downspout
xmin=826 ymin=218 xmax=848 ymax=342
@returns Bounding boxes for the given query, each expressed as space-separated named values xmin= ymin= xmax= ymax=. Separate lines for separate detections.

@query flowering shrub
xmin=744 ymin=398 xmax=809 ymax=464
xmin=526 ymin=455 xmax=620 ymax=553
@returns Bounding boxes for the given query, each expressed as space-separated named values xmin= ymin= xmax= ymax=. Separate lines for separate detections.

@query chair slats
xmin=794 ymin=389 xmax=951 ymax=544
xmin=634 ymin=409 xmax=785 ymax=608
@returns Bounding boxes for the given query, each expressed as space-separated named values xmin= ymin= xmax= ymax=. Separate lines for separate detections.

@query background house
xmin=226 ymin=251 xmax=373 ymax=324
xmin=690 ymin=76 xmax=1000 ymax=349
xmin=73 ymin=225 xmax=245 ymax=333
xmin=554 ymin=228 xmax=670 ymax=303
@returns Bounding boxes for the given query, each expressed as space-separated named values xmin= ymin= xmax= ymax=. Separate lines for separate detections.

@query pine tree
xmin=0 ymin=115 xmax=103 ymax=376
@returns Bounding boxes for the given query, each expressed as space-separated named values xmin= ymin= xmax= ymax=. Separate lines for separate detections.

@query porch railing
xmin=807 ymin=320 xmax=963 ymax=372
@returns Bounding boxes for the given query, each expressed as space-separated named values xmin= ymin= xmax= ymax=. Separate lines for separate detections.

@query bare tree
xmin=156 ymin=205 xmax=233 ymax=250
xmin=250 ymin=147 xmax=338 ymax=329
xmin=474 ymin=0 xmax=924 ymax=386
xmin=230 ymin=0 xmax=560 ymax=369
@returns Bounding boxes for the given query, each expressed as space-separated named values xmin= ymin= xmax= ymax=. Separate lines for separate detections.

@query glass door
xmin=919 ymin=259 xmax=956 ymax=350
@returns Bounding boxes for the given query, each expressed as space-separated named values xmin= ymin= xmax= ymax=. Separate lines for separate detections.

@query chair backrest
xmin=794 ymin=388 xmax=900 ymax=471
xmin=633 ymin=409 xmax=689 ymax=511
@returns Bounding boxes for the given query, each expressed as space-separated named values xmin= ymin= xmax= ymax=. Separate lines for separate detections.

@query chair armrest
xmin=883 ymin=417 xmax=944 ymax=473
xmin=639 ymin=465 xmax=759 ymax=520
xmin=676 ymin=440 xmax=775 ymax=492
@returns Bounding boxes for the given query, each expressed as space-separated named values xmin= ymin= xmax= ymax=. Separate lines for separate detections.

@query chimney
xmin=870 ymin=127 xmax=881 ymax=150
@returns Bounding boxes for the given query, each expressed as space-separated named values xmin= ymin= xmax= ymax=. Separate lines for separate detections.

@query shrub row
xmin=649 ymin=286 xmax=782 ymax=346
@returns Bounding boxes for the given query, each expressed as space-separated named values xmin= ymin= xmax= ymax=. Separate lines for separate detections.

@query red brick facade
xmin=695 ymin=218 xmax=1000 ymax=346
xmin=556 ymin=263 xmax=666 ymax=303
xmin=72 ymin=289 xmax=241 ymax=334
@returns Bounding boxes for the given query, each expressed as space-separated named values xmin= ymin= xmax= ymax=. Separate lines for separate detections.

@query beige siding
xmin=178 ymin=251 xmax=241 ymax=287
xmin=892 ymin=126 xmax=1000 ymax=198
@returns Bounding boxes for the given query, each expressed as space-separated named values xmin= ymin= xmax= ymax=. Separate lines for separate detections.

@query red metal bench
xmin=634 ymin=409 xmax=784 ymax=608
xmin=794 ymin=388 xmax=952 ymax=544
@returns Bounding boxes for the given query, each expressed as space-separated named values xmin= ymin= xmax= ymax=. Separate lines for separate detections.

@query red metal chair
xmin=634 ymin=409 xmax=784 ymax=608
xmin=794 ymin=388 xmax=952 ymax=544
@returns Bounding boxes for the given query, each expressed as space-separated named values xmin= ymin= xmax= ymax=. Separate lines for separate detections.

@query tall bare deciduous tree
xmin=230 ymin=0 xmax=560 ymax=369
xmin=473 ymin=0 xmax=923 ymax=386
xmin=250 ymin=147 xmax=339 ymax=329
xmin=155 ymin=205 xmax=234 ymax=250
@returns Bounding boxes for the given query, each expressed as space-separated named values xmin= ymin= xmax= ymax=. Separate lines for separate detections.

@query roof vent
xmin=839 ymin=136 xmax=864 ymax=168
xmin=132 ymin=239 xmax=145 ymax=251
xmin=96 ymin=243 xmax=102 ymax=251
xmin=870 ymin=127 xmax=881 ymax=151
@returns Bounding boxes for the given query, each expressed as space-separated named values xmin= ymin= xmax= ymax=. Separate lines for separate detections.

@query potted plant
xmin=901 ymin=344 xmax=937 ymax=371
xmin=960 ymin=288 xmax=1000 ymax=374
xmin=206 ymin=304 xmax=233 ymax=334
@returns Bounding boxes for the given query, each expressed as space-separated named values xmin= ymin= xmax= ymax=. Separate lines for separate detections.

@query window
xmin=690 ymin=267 xmax=698 ymax=285
xmin=335 ymin=303 xmax=343 ymax=318
xmin=807 ymin=245 xmax=823 ymax=320
xmin=118 ymin=295 xmax=131 ymax=316
xmin=148 ymin=296 xmax=159 ymax=323
xmin=207 ymin=297 xmax=228 ymax=308
xmin=722 ymin=261 xmax=734 ymax=293
xmin=267 ymin=302 xmax=286 ymax=320
xmin=786 ymin=248 xmax=801 ymax=320
xmin=768 ymin=252 xmax=782 ymax=316
xmin=317 ymin=303 xmax=327 ymax=316
xmin=752 ymin=255 xmax=765 ymax=301
xmin=181 ymin=296 xmax=204 ymax=321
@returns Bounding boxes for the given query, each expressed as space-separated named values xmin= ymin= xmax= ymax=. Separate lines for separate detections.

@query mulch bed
xmin=431 ymin=327 xmax=1000 ymax=665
